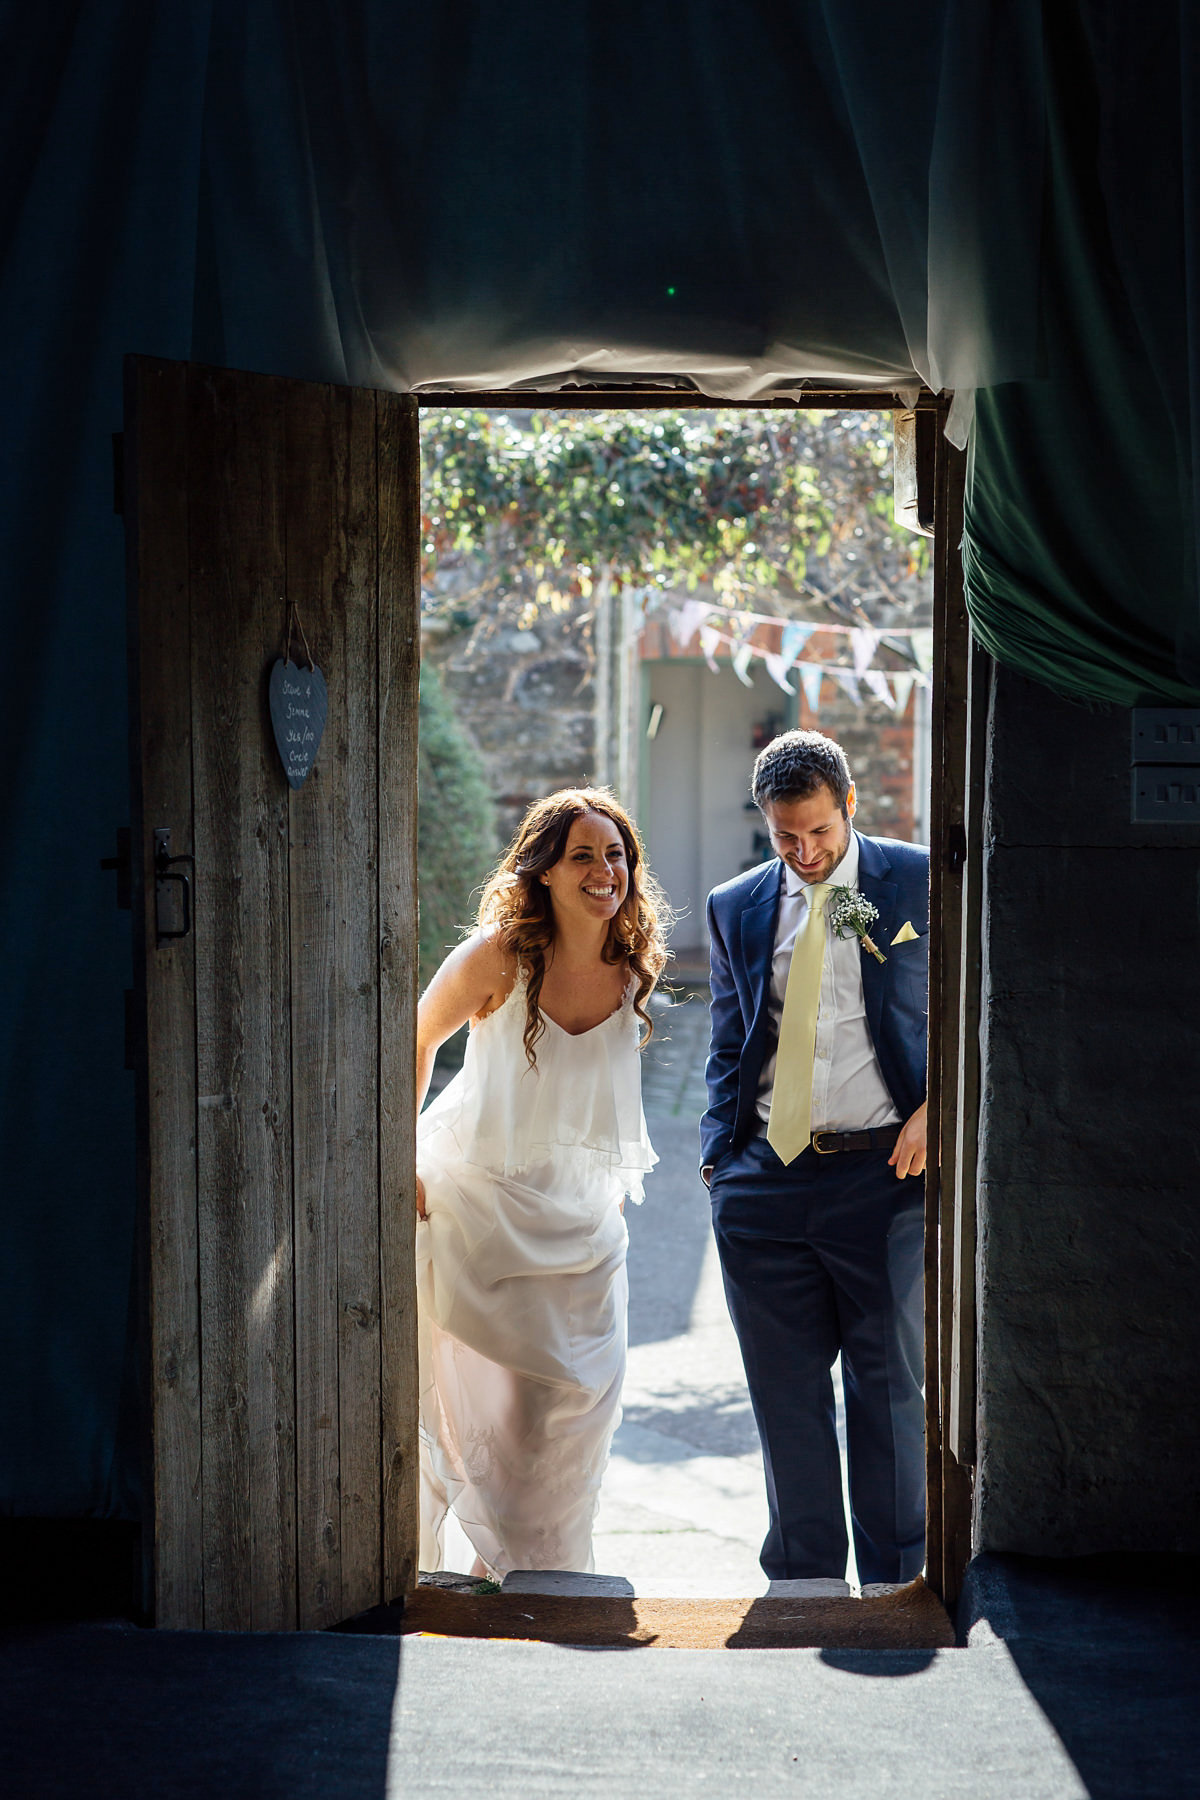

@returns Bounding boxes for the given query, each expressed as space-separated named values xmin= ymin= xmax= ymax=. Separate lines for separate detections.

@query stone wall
xmin=796 ymin=685 xmax=921 ymax=844
xmin=423 ymin=607 xmax=595 ymax=846
xmin=976 ymin=666 xmax=1200 ymax=1553
xmin=424 ymin=598 xmax=927 ymax=860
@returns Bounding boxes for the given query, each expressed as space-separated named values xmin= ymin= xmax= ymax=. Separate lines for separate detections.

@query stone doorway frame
xmin=415 ymin=384 xmax=977 ymax=1605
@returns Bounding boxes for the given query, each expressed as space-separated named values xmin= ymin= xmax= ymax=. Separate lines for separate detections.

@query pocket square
xmin=891 ymin=921 xmax=920 ymax=945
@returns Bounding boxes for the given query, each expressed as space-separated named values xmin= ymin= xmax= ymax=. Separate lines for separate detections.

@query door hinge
xmin=100 ymin=826 xmax=133 ymax=909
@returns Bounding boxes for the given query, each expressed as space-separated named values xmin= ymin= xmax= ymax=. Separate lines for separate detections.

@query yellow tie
xmin=766 ymin=881 xmax=831 ymax=1165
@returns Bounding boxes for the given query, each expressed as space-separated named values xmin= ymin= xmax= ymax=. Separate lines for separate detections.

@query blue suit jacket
xmin=701 ymin=833 xmax=930 ymax=1168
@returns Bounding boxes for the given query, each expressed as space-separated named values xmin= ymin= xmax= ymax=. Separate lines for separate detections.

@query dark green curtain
xmin=964 ymin=0 xmax=1200 ymax=706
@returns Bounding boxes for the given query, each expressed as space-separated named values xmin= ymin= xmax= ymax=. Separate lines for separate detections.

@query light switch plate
xmin=1131 ymin=708 xmax=1200 ymax=765
xmin=1132 ymin=765 xmax=1200 ymax=823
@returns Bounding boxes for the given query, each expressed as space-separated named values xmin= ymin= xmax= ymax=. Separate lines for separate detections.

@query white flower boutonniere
xmin=827 ymin=885 xmax=887 ymax=964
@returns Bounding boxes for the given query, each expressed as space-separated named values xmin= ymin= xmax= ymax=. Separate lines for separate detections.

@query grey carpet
xmin=389 ymin=1636 xmax=1086 ymax=1798
xmin=959 ymin=1553 xmax=1200 ymax=1800
xmin=6 ymin=1554 xmax=1200 ymax=1799
xmin=3 ymin=1624 xmax=1082 ymax=1799
xmin=5 ymin=1621 xmax=399 ymax=1800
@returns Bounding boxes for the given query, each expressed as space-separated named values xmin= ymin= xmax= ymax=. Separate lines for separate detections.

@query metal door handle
xmin=154 ymin=828 xmax=195 ymax=944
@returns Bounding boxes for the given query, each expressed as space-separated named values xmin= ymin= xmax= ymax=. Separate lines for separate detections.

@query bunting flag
xmin=779 ymin=620 xmax=817 ymax=668
xmin=890 ymin=671 xmax=917 ymax=715
xmin=698 ymin=624 xmax=722 ymax=671
xmin=798 ymin=663 xmax=825 ymax=715
xmin=731 ymin=642 xmax=756 ymax=686
xmin=851 ymin=627 xmax=880 ymax=677
xmin=863 ymin=668 xmax=895 ymax=708
xmin=669 ymin=598 xmax=710 ymax=647
xmin=911 ymin=627 xmax=935 ymax=674
xmin=763 ymin=651 xmax=797 ymax=695
xmin=831 ymin=668 xmax=862 ymax=704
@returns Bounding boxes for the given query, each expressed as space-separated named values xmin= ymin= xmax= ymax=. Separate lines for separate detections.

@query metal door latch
xmin=154 ymin=828 xmax=195 ymax=944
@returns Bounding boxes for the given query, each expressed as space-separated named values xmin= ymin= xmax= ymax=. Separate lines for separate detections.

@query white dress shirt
xmin=755 ymin=831 xmax=900 ymax=1133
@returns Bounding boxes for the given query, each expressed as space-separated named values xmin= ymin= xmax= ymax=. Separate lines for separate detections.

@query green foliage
xmin=422 ymin=408 xmax=832 ymax=600
xmin=420 ymin=406 xmax=927 ymax=627
xmin=417 ymin=661 xmax=498 ymax=989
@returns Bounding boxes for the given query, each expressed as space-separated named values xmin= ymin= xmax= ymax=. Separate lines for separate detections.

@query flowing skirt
xmin=416 ymin=1145 xmax=629 ymax=1576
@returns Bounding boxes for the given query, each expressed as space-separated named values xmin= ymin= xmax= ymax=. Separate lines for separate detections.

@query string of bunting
xmin=666 ymin=601 xmax=934 ymax=713
xmin=667 ymin=597 xmax=933 ymax=643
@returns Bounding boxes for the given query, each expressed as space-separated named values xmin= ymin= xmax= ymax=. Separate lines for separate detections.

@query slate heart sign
xmin=269 ymin=658 xmax=328 ymax=790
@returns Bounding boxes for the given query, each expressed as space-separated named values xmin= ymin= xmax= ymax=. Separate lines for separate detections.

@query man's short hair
xmin=751 ymin=729 xmax=853 ymax=814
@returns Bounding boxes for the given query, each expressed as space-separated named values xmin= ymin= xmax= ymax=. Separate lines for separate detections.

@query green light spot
xmin=666 ymin=286 xmax=676 ymax=297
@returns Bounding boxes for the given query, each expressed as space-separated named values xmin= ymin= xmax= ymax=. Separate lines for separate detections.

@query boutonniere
xmin=827 ymin=885 xmax=886 ymax=963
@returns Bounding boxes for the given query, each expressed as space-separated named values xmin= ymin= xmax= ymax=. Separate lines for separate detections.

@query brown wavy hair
xmin=477 ymin=786 xmax=670 ymax=1066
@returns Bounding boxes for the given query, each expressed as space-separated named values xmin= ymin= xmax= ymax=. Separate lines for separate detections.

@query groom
xmin=702 ymin=729 xmax=928 ymax=1592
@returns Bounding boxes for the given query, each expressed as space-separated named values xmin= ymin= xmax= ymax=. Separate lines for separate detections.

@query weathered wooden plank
xmin=334 ymin=389 xmax=384 ymax=1617
xmin=286 ymin=381 xmax=345 ymax=1629
xmin=286 ymin=381 xmax=383 ymax=1626
xmin=377 ymin=391 xmax=421 ymax=1599
xmin=927 ymin=426 xmax=972 ymax=1604
xmin=190 ymin=365 xmax=297 ymax=1630
xmin=125 ymin=357 xmax=203 ymax=1628
xmin=938 ymin=446 xmax=974 ymax=1604
xmin=413 ymin=387 xmax=939 ymax=412
xmin=924 ymin=418 xmax=950 ymax=1604
xmin=949 ymin=638 xmax=989 ymax=1467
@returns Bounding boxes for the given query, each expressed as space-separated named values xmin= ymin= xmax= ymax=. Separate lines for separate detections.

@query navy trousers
xmin=710 ymin=1137 xmax=925 ymax=1585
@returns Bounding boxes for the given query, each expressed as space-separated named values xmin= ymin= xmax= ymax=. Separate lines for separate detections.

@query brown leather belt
xmin=810 ymin=1125 xmax=902 ymax=1155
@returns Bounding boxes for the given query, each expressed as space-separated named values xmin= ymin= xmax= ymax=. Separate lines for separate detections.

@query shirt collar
xmin=781 ymin=827 xmax=860 ymax=898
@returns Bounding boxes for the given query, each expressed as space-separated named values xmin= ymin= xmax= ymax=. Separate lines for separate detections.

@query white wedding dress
xmin=416 ymin=970 xmax=656 ymax=1577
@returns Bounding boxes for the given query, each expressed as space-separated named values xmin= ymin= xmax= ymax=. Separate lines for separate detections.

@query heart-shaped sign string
xmin=269 ymin=658 xmax=328 ymax=790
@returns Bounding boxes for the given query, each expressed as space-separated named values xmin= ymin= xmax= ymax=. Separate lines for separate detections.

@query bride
xmin=415 ymin=787 xmax=668 ymax=1579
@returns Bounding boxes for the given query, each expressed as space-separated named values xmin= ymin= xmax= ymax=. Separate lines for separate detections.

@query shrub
xmin=417 ymin=660 xmax=499 ymax=990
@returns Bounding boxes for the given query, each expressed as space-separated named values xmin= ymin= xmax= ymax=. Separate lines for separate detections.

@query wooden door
xmin=925 ymin=415 xmax=980 ymax=1606
xmin=123 ymin=356 xmax=420 ymax=1629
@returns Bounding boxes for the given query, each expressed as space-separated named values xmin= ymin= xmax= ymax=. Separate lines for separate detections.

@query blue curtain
xmin=0 ymin=0 xmax=211 ymax=1516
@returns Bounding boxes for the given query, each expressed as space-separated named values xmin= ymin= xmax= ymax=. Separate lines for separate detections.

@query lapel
xmin=854 ymin=833 xmax=897 ymax=1047
xmin=739 ymin=859 xmax=784 ymax=1023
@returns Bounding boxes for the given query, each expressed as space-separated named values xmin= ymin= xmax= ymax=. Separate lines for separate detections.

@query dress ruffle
xmin=416 ymin=971 xmax=657 ymax=1201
